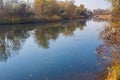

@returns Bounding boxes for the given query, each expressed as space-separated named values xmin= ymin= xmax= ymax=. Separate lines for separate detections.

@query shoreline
xmin=0 ymin=18 xmax=88 ymax=25
xmin=93 ymin=14 xmax=112 ymax=20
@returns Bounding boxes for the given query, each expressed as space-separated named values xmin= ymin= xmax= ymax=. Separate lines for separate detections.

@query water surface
xmin=0 ymin=20 xmax=105 ymax=80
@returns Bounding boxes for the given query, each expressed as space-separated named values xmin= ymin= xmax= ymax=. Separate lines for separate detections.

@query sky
xmin=23 ymin=0 xmax=111 ymax=10
xmin=60 ymin=0 xmax=111 ymax=10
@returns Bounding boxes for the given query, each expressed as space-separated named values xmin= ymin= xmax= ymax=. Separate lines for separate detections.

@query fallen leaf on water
xmin=28 ymin=73 xmax=32 ymax=78
xmin=44 ymin=77 xmax=49 ymax=80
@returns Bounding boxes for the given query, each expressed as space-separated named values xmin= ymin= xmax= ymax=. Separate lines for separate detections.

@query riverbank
xmin=0 ymin=15 xmax=88 ymax=25
xmin=93 ymin=14 xmax=112 ymax=20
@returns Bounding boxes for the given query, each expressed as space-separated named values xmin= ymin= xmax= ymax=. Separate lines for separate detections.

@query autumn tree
xmin=59 ymin=0 xmax=77 ymax=19
xmin=34 ymin=0 xmax=48 ymax=16
xmin=0 ymin=0 xmax=3 ymax=10
xmin=34 ymin=0 xmax=61 ymax=17
xmin=47 ymin=0 xmax=60 ymax=16
xmin=0 ymin=0 xmax=4 ymax=18
xmin=79 ymin=4 xmax=85 ymax=11
xmin=77 ymin=4 xmax=87 ymax=16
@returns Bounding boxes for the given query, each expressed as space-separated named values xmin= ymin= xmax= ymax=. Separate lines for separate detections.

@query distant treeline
xmin=0 ymin=0 xmax=92 ymax=24
xmin=93 ymin=9 xmax=111 ymax=15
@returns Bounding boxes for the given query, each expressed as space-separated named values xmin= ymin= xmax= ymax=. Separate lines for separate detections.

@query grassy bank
xmin=106 ymin=63 xmax=120 ymax=80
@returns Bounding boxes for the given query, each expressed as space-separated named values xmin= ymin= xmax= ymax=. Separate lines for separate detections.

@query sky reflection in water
xmin=0 ymin=20 xmax=105 ymax=80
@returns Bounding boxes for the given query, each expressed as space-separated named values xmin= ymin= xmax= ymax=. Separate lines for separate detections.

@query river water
xmin=0 ymin=20 xmax=106 ymax=80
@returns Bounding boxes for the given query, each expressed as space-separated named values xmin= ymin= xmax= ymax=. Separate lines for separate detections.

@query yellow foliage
xmin=43 ymin=15 xmax=62 ymax=21
xmin=106 ymin=63 xmax=120 ymax=80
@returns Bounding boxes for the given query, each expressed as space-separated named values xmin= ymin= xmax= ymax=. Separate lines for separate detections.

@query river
xmin=0 ymin=19 xmax=106 ymax=80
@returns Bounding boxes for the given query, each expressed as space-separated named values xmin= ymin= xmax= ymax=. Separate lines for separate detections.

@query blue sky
xmin=60 ymin=0 xmax=111 ymax=10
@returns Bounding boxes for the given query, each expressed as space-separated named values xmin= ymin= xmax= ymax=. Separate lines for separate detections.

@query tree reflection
xmin=0 ymin=25 xmax=31 ymax=62
xmin=96 ymin=2 xmax=120 ymax=80
xmin=0 ymin=20 xmax=86 ymax=62
xmin=34 ymin=20 xmax=86 ymax=48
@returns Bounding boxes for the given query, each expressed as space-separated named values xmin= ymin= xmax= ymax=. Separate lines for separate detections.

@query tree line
xmin=93 ymin=9 xmax=111 ymax=15
xmin=0 ymin=0 xmax=92 ymax=24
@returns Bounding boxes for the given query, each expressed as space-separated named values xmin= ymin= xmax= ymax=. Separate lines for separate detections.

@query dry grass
xmin=94 ymin=15 xmax=112 ymax=20
xmin=106 ymin=63 xmax=120 ymax=80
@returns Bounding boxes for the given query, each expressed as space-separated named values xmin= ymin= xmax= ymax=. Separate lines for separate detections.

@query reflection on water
xmin=0 ymin=26 xmax=30 ymax=62
xmin=96 ymin=24 xmax=120 ymax=80
xmin=93 ymin=18 xmax=110 ymax=23
xmin=96 ymin=3 xmax=120 ymax=80
xmin=34 ymin=21 xmax=86 ymax=49
xmin=0 ymin=20 xmax=105 ymax=80
xmin=0 ymin=20 xmax=86 ymax=62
